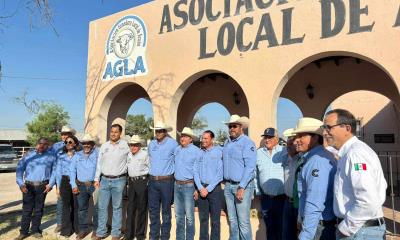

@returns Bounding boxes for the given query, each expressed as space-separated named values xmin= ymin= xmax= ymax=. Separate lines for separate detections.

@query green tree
xmin=215 ymin=129 xmax=228 ymax=144
xmin=26 ymin=103 xmax=70 ymax=145
xmin=191 ymin=116 xmax=208 ymax=131
xmin=125 ymin=114 xmax=154 ymax=142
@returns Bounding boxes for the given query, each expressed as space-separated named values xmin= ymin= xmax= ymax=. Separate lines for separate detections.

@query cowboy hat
xmin=129 ymin=135 xmax=144 ymax=145
xmin=177 ymin=127 xmax=198 ymax=140
xmin=149 ymin=121 xmax=173 ymax=132
xmin=61 ymin=126 xmax=76 ymax=135
xmin=222 ymin=114 xmax=249 ymax=129
xmin=80 ymin=134 xmax=96 ymax=143
xmin=282 ymin=128 xmax=296 ymax=138
xmin=293 ymin=117 xmax=323 ymax=136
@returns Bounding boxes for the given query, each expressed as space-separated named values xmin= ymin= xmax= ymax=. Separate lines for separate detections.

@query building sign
xmin=103 ymin=15 xmax=148 ymax=81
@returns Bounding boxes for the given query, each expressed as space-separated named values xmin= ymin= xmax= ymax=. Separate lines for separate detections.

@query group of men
xmin=14 ymin=108 xmax=387 ymax=240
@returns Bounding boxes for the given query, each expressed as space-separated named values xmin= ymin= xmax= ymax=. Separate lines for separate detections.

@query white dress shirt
xmin=127 ymin=149 xmax=149 ymax=177
xmin=334 ymin=136 xmax=387 ymax=236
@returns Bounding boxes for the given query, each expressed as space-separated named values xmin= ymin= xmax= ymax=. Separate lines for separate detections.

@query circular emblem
xmin=113 ymin=27 xmax=136 ymax=58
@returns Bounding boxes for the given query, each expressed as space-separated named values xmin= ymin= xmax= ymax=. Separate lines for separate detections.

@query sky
xmin=0 ymin=0 xmax=302 ymax=136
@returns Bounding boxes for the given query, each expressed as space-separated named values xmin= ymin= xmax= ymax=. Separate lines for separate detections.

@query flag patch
xmin=354 ymin=163 xmax=367 ymax=171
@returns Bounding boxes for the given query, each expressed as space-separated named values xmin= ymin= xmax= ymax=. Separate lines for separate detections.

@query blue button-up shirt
xmin=194 ymin=146 xmax=223 ymax=192
xmin=148 ymin=137 xmax=178 ymax=176
xmin=69 ymin=148 xmax=99 ymax=189
xmin=16 ymin=149 xmax=57 ymax=187
xmin=174 ymin=143 xmax=201 ymax=181
xmin=52 ymin=152 xmax=76 ymax=187
xmin=297 ymin=145 xmax=337 ymax=240
xmin=255 ymin=145 xmax=287 ymax=196
xmin=50 ymin=141 xmax=64 ymax=155
xmin=222 ymin=134 xmax=257 ymax=189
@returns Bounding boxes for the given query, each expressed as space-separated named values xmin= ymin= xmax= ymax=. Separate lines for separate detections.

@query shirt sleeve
xmin=49 ymin=155 xmax=58 ymax=187
xmin=338 ymin=151 xmax=383 ymax=236
xmin=16 ymin=154 xmax=28 ymax=187
xmin=69 ymin=154 xmax=78 ymax=189
xmin=299 ymin=158 xmax=332 ymax=240
xmin=94 ymin=146 xmax=103 ymax=181
xmin=206 ymin=149 xmax=223 ymax=192
xmin=193 ymin=151 xmax=203 ymax=190
xmin=254 ymin=150 xmax=262 ymax=195
xmin=239 ymin=140 xmax=257 ymax=189
xmin=55 ymin=156 xmax=62 ymax=187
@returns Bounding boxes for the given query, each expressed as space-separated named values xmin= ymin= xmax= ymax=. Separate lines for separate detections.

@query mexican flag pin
xmin=354 ymin=163 xmax=367 ymax=171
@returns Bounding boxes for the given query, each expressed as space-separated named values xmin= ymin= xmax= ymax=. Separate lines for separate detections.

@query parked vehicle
xmin=0 ymin=144 xmax=19 ymax=171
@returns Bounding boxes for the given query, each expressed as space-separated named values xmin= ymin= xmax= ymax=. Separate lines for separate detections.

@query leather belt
xmin=62 ymin=175 xmax=70 ymax=180
xmin=76 ymin=180 xmax=94 ymax=187
xmin=25 ymin=180 xmax=49 ymax=187
xmin=129 ymin=175 xmax=149 ymax=181
xmin=319 ymin=219 xmax=337 ymax=226
xmin=337 ymin=217 xmax=385 ymax=227
xmin=150 ymin=175 xmax=174 ymax=181
xmin=266 ymin=194 xmax=286 ymax=200
xmin=102 ymin=173 xmax=126 ymax=179
xmin=224 ymin=179 xmax=240 ymax=185
xmin=176 ymin=179 xmax=194 ymax=185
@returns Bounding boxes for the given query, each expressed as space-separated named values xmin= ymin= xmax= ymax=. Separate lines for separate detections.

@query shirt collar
xmin=337 ymin=136 xmax=358 ymax=158
xmin=303 ymin=145 xmax=324 ymax=161
xmin=228 ymin=134 xmax=244 ymax=142
xmin=157 ymin=136 xmax=170 ymax=145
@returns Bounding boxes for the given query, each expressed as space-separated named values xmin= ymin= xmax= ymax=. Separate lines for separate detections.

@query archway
xmin=125 ymin=98 xmax=154 ymax=144
xmin=276 ymin=97 xmax=303 ymax=135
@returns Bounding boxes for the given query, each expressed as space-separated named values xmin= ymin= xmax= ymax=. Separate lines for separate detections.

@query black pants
xmin=20 ymin=183 xmax=47 ymax=235
xmin=60 ymin=176 xmax=78 ymax=236
xmin=125 ymin=177 xmax=149 ymax=240
xmin=198 ymin=184 xmax=222 ymax=240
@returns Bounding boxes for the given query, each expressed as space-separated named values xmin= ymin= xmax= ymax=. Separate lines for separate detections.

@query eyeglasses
xmin=65 ymin=140 xmax=75 ymax=145
xmin=320 ymin=123 xmax=344 ymax=131
xmin=228 ymin=124 xmax=239 ymax=129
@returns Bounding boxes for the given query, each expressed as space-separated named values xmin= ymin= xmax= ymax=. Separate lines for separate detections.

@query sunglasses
xmin=155 ymin=129 xmax=166 ymax=133
xmin=228 ymin=124 xmax=239 ymax=129
xmin=65 ymin=140 xmax=75 ymax=145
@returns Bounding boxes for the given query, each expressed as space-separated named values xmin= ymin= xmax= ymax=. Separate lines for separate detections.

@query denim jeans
xmin=260 ymin=194 xmax=285 ymax=240
xmin=224 ymin=181 xmax=254 ymax=240
xmin=20 ymin=183 xmax=47 ymax=235
xmin=282 ymin=198 xmax=298 ymax=240
xmin=174 ymin=182 xmax=195 ymax=240
xmin=76 ymin=184 xmax=97 ymax=233
xmin=148 ymin=179 xmax=174 ymax=240
xmin=56 ymin=195 xmax=63 ymax=225
xmin=96 ymin=176 xmax=126 ymax=238
xmin=336 ymin=224 xmax=386 ymax=240
xmin=198 ymin=184 xmax=222 ymax=240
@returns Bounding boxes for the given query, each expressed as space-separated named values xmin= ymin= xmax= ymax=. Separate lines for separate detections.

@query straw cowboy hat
xmin=177 ymin=127 xmax=198 ymax=140
xmin=222 ymin=114 xmax=250 ymax=129
xmin=61 ymin=126 xmax=76 ymax=135
xmin=80 ymin=134 xmax=96 ymax=143
xmin=150 ymin=121 xmax=173 ymax=132
xmin=129 ymin=135 xmax=144 ymax=145
xmin=283 ymin=128 xmax=296 ymax=138
xmin=293 ymin=117 xmax=323 ymax=136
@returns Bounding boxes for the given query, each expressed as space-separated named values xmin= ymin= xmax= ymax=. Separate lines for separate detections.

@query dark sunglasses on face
xmin=155 ymin=129 xmax=165 ymax=133
xmin=65 ymin=140 xmax=75 ymax=145
xmin=228 ymin=124 xmax=239 ymax=129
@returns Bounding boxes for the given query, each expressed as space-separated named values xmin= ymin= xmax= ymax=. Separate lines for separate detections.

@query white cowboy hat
xmin=150 ymin=121 xmax=173 ymax=132
xmin=177 ymin=127 xmax=198 ymax=140
xmin=222 ymin=114 xmax=249 ymax=129
xmin=129 ymin=135 xmax=144 ymax=145
xmin=283 ymin=128 xmax=296 ymax=138
xmin=61 ymin=126 xmax=76 ymax=135
xmin=293 ymin=117 xmax=323 ymax=136
xmin=80 ymin=134 xmax=96 ymax=143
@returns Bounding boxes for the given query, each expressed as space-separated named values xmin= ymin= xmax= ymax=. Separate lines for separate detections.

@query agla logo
xmin=103 ymin=15 xmax=148 ymax=81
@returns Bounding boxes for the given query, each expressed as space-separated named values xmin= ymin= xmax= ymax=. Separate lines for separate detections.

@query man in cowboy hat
xmin=194 ymin=130 xmax=223 ymax=240
xmin=323 ymin=109 xmax=386 ymax=239
xmin=148 ymin=121 xmax=178 ymax=240
xmin=94 ymin=124 xmax=130 ymax=240
xmin=293 ymin=117 xmax=337 ymax=240
xmin=222 ymin=114 xmax=256 ymax=240
xmin=125 ymin=135 xmax=149 ymax=240
xmin=255 ymin=127 xmax=287 ymax=240
xmin=281 ymin=128 xmax=300 ymax=240
xmin=69 ymin=134 xmax=99 ymax=240
xmin=174 ymin=127 xmax=201 ymax=240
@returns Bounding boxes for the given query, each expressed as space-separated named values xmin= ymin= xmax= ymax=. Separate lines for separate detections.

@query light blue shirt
xmin=297 ymin=145 xmax=337 ymax=240
xmin=53 ymin=152 xmax=75 ymax=187
xmin=148 ymin=137 xmax=178 ymax=176
xmin=69 ymin=148 xmax=99 ymax=189
xmin=194 ymin=146 xmax=223 ymax=192
xmin=51 ymin=141 xmax=64 ymax=155
xmin=255 ymin=145 xmax=287 ymax=196
xmin=174 ymin=143 xmax=201 ymax=181
xmin=16 ymin=149 xmax=57 ymax=187
xmin=222 ymin=134 xmax=257 ymax=189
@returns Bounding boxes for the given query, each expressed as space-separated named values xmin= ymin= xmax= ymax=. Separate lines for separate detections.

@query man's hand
xmin=200 ymin=188 xmax=208 ymax=198
xmin=43 ymin=184 xmax=52 ymax=193
xmin=94 ymin=181 xmax=100 ymax=189
xmin=236 ymin=187 xmax=245 ymax=201
xmin=193 ymin=190 xmax=199 ymax=200
xmin=20 ymin=184 xmax=28 ymax=193
xmin=72 ymin=187 xmax=79 ymax=195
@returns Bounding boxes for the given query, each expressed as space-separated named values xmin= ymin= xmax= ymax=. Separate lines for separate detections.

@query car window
xmin=0 ymin=146 xmax=15 ymax=154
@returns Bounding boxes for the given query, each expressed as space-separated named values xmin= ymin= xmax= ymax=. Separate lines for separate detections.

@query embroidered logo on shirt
xmin=250 ymin=147 xmax=255 ymax=152
xmin=354 ymin=163 xmax=367 ymax=171
xmin=311 ymin=169 xmax=319 ymax=177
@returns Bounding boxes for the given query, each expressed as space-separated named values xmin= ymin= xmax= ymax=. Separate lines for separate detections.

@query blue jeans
xmin=148 ymin=179 xmax=174 ymax=240
xmin=56 ymin=196 xmax=63 ymax=225
xmin=76 ymin=184 xmax=97 ymax=233
xmin=96 ymin=176 xmax=126 ymax=238
xmin=336 ymin=224 xmax=386 ymax=240
xmin=224 ymin=181 xmax=254 ymax=240
xmin=174 ymin=182 xmax=195 ymax=240
xmin=260 ymin=194 xmax=285 ymax=240
xmin=282 ymin=198 xmax=298 ymax=240
xmin=20 ymin=183 xmax=47 ymax=235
